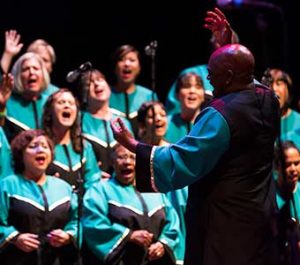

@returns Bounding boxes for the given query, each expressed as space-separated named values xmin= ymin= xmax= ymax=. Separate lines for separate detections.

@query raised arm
xmin=1 ymin=30 xmax=23 ymax=73
xmin=204 ymin=7 xmax=236 ymax=48
xmin=0 ymin=73 xmax=13 ymax=126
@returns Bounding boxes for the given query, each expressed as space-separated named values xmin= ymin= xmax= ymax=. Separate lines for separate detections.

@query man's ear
xmin=225 ymin=69 xmax=234 ymax=86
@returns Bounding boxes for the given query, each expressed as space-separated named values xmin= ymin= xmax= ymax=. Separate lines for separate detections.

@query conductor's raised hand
xmin=110 ymin=117 xmax=138 ymax=153
xmin=204 ymin=7 xmax=233 ymax=48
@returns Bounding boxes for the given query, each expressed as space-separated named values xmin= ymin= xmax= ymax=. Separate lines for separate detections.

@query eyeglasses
xmin=116 ymin=154 xmax=136 ymax=161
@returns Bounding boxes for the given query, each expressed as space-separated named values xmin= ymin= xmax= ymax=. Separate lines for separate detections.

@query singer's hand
xmin=148 ymin=241 xmax=165 ymax=261
xmin=110 ymin=117 xmax=138 ymax=153
xmin=5 ymin=30 xmax=23 ymax=57
xmin=0 ymin=73 xmax=13 ymax=110
xmin=13 ymin=233 xmax=40 ymax=252
xmin=204 ymin=7 xmax=233 ymax=48
xmin=1 ymin=30 xmax=23 ymax=73
xmin=47 ymin=229 xmax=72 ymax=247
xmin=129 ymin=230 xmax=154 ymax=247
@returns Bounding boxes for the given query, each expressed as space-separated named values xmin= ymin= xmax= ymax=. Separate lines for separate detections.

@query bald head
xmin=208 ymin=44 xmax=255 ymax=97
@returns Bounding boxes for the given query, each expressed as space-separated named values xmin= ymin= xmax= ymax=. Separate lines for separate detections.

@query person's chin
xmin=59 ymin=120 xmax=74 ymax=128
xmin=121 ymin=175 xmax=134 ymax=185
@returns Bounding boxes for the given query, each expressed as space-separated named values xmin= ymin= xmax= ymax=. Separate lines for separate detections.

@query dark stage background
xmin=1 ymin=0 xmax=299 ymax=107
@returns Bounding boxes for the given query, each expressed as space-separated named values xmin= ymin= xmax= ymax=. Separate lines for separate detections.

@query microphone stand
xmin=74 ymin=66 xmax=92 ymax=265
xmin=145 ymin=41 xmax=158 ymax=144
xmin=145 ymin=40 xmax=158 ymax=102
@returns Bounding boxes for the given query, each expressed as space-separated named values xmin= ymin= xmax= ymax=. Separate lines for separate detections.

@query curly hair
xmin=11 ymin=129 xmax=54 ymax=174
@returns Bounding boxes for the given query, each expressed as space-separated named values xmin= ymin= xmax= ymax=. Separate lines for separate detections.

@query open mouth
xmin=62 ymin=111 xmax=71 ymax=118
xmin=28 ymin=78 xmax=36 ymax=84
xmin=123 ymin=69 xmax=132 ymax=74
xmin=291 ymin=174 xmax=299 ymax=181
xmin=121 ymin=169 xmax=133 ymax=175
xmin=26 ymin=78 xmax=38 ymax=87
xmin=187 ymin=95 xmax=198 ymax=102
xmin=121 ymin=69 xmax=132 ymax=79
xmin=155 ymin=124 xmax=165 ymax=129
xmin=35 ymin=155 xmax=46 ymax=165
xmin=95 ymin=89 xmax=104 ymax=96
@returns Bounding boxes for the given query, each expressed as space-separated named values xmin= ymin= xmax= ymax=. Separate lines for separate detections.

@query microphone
xmin=66 ymin=61 xmax=92 ymax=83
xmin=145 ymin=41 xmax=158 ymax=57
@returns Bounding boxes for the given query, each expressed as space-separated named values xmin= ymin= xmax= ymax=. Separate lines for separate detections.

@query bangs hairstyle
xmin=78 ymin=69 xmax=107 ymax=98
xmin=111 ymin=44 xmax=140 ymax=67
xmin=76 ymin=69 xmax=107 ymax=107
xmin=262 ymin=68 xmax=292 ymax=90
xmin=11 ymin=52 xmax=50 ymax=94
xmin=271 ymin=69 xmax=292 ymax=89
xmin=175 ymin=72 xmax=204 ymax=94
xmin=80 ymin=69 xmax=106 ymax=84
xmin=137 ymin=101 xmax=166 ymax=126
xmin=11 ymin=129 xmax=54 ymax=174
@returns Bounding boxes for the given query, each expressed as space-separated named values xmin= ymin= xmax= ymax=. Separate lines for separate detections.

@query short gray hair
xmin=11 ymin=52 xmax=50 ymax=94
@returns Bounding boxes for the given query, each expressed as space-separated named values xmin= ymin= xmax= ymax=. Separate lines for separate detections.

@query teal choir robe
xmin=0 ymin=174 xmax=78 ymax=265
xmin=0 ymin=127 xmax=13 ymax=179
xmin=164 ymin=115 xmax=192 ymax=264
xmin=46 ymin=141 xmax=101 ymax=191
xmin=276 ymin=181 xmax=300 ymax=264
xmin=82 ymin=177 xmax=179 ymax=265
xmin=81 ymin=110 xmax=133 ymax=175
xmin=4 ymin=87 xmax=57 ymax=143
xmin=109 ymin=85 xmax=158 ymax=137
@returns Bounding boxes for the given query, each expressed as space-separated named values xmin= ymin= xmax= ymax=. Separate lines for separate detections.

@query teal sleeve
xmin=158 ymin=194 xmax=180 ymax=251
xmin=63 ymin=191 xmax=79 ymax=246
xmin=0 ymin=185 xmax=19 ymax=249
xmin=83 ymin=142 xmax=102 ymax=190
xmin=153 ymin=107 xmax=230 ymax=192
xmin=0 ymin=129 xmax=14 ymax=180
xmin=166 ymin=188 xmax=188 ymax=262
xmin=82 ymin=182 xmax=130 ymax=262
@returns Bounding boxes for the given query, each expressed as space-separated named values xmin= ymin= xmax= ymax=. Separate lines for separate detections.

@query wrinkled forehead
xmin=22 ymin=57 xmax=41 ymax=68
